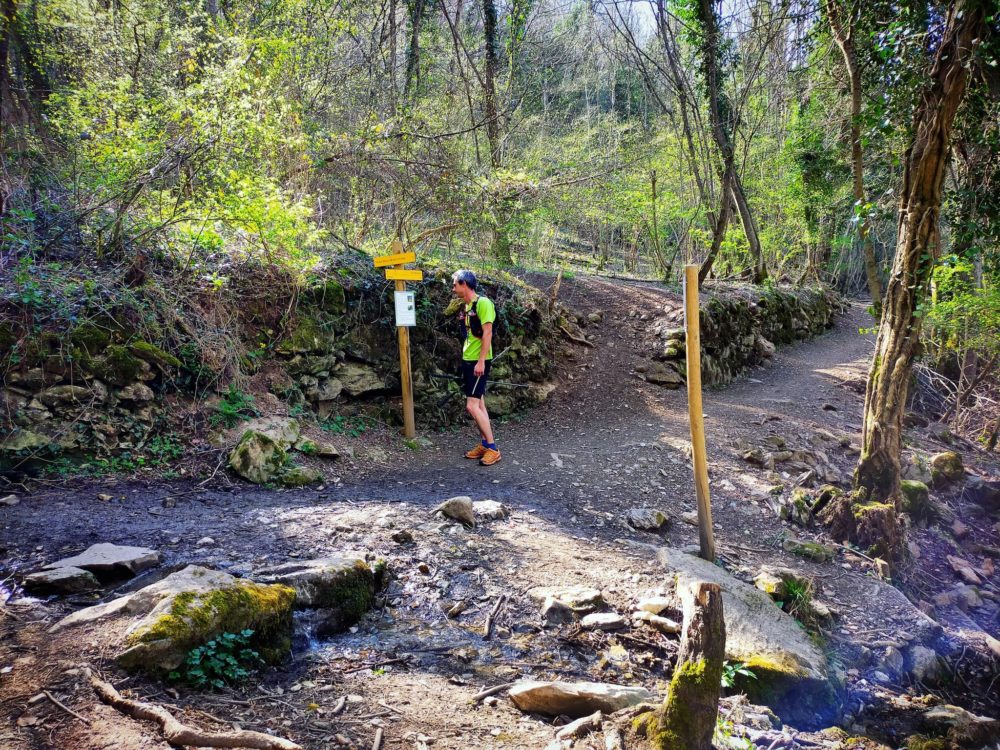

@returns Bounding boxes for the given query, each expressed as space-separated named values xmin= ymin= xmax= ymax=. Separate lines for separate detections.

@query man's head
xmin=451 ymin=269 xmax=477 ymax=301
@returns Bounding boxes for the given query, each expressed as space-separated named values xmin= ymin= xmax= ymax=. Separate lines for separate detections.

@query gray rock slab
xmin=658 ymin=548 xmax=837 ymax=725
xmin=473 ymin=500 xmax=509 ymax=521
xmin=44 ymin=543 xmax=161 ymax=577
xmin=527 ymin=585 xmax=603 ymax=612
xmin=509 ymin=681 xmax=656 ymax=717
xmin=625 ymin=508 xmax=670 ymax=531
xmin=24 ymin=566 xmax=99 ymax=594
xmin=580 ymin=613 xmax=627 ymax=631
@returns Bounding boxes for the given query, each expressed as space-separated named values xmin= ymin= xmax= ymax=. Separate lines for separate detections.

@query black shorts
xmin=461 ymin=360 xmax=491 ymax=398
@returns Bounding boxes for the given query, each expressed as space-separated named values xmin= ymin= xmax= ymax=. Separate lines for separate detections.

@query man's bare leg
xmin=466 ymin=397 xmax=494 ymax=444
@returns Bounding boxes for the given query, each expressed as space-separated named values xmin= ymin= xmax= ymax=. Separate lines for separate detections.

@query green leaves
xmin=169 ymin=629 xmax=262 ymax=690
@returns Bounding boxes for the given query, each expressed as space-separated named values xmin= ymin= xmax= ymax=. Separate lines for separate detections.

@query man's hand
xmin=474 ymin=359 xmax=486 ymax=377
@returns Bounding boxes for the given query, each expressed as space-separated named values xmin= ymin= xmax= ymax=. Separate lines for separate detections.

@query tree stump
xmin=647 ymin=581 xmax=725 ymax=750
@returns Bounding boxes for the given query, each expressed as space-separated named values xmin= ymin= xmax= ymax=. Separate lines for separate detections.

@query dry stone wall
xmin=646 ymin=286 xmax=845 ymax=387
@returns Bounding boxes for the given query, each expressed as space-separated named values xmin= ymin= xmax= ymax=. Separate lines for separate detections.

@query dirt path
xmin=2 ymin=276 xmax=998 ymax=750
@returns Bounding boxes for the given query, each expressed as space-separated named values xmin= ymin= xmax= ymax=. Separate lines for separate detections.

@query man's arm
xmin=475 ymin=322 xmax=493 ymax=377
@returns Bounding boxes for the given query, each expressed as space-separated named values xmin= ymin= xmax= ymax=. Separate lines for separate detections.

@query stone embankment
xmin=639 ymin=285 xmax=845 ymax=388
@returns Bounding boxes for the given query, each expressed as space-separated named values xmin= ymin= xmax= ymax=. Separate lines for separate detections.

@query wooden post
xmin=684 ymin=264 xmax=715 ymax=562
xmin=394 ymin=269 xmax=416 ymax=440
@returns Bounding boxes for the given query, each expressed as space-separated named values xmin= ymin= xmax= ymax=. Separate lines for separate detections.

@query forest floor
xmin=2 ymin=275 xmax=999 ymax=750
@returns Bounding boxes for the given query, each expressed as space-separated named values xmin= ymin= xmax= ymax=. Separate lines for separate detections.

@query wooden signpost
xmin=373 ymin=240 xmax=422 ymax=439
xmin=684 ymin=264 xmax=715 ymax=562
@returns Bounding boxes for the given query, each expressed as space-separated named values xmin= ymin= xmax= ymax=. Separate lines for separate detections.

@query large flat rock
xmin=509 ymin=680 xmax=656 ymax=717
xmin=44 ymin=543 xmax=161 ymax=577
xmin=658 ymin=548 xmax=839 ymax=726
xmin=49 ymin=565 xmax=295 ymax=673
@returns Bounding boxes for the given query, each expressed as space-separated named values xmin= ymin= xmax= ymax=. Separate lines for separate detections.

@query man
xmin=451 ymin=269 xmax=501 ymax=466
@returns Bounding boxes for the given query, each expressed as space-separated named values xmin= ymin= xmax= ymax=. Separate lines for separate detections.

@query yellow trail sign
xmin=385 ymin=268 xmax=423 ymax=281
xmin=374 ymin=251 xmax=416 ymax=268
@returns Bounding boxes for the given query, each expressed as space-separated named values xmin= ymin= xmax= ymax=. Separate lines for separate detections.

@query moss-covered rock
xmin=68 ymin=322 xmax=111 ymax=354
xmin=900 ymin=480 xmax=934 ymax=522
xmin=277 ymin=465 xmax=322 ymax=486
xmin=130 ymin=341 xmax=182 ymax=368
xmin=930 ymin=451 xmax=964 ymax=485
xmin=782 ymin=537 xmax=836 ymax=563
xmin=277 ymin=316 xmax=331 ymax=354
xmin=311 ymin=279 xmax=347 ymax=314
xmin=255 ymin=557 xmax=375 ymax=634
xmin=117 ymin=571 xmax=295 ymax=672
xmin=228 ymin=430 xmax=288 ymax=484
xmin=853 ymin=501 xmax=901 ymax=559
xmin=90 ymin=345 xmax=145 ymax=386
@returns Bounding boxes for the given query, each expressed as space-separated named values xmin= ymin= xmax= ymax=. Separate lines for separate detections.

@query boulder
xmin=434 ymin=496 xmax=476 ymax=526
xmin=906 ymin=645 xmax=944 ymax=685
xmin=334 ymin=363 xmax=387 ymax=397
xmin=277 ymin=466 xmax=322 ymax=487
xmin=294 ymin=438 xmax=339 ymax=458
xmin=966 ymin=476 xmax=1000 ymax=512
xmin=254 ymin=557 xmax=374 ymax=635
xmin=901 ymin=453 xmax=933 ymax=485
xmin=37 ymin=385 xmax=92 ymax=407
xmin=930 ymin=451 xmax=964 ymax=485
xmin=625 ymin=508 xmax=670 ymax=531
xmin=636 ymin=596 xmax=672 ymax=615
xmin=540 ymin=596 xmax=579 ymax=625
xmin=239 ymin=417 xmax=301 ymax=447
xmin=228 ymin=430 xmax=288 ymax=484
xmin=48 ymin=566 xmax=294 ymax=672
xmin=658 ymin=548 xmax=838 ymax=726
xmin=118 ymin=383 xmax=155 ymax=402
xmin=580 ymin=613 xmax=626 ymax=631
xmin=528 ymin=585 xmax=603 ymax=614
xmin=44 ymin=543 xmax=161 ymax=578
xmin=473 ymin=500 xmax=509 ymax=521
xmin=643 ymin=362 xmax=684 ymax=388
xmin=900 ymin=480 xmax=934 ymax=522
xmin=509 ymin=681 xmax=656 ymax=718
xmin=24 ymin=566 xmax=100 ymax=594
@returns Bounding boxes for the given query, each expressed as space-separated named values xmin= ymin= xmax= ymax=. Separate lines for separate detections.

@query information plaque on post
xmin=394 ymin=290 xmax=416 ymax=327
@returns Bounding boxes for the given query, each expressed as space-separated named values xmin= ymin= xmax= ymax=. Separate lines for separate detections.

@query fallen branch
xmin=469 ymin=682 xmax=516 ymax=704
xmin=84 ymin=667 xmax=300 ymax=750
xmin=43 ymin=690 xmax=90 ymax=725
xmin=372 ymin=726 xmax=384 ymax=750
xmin=559 ymin=324 xmax=594 ymax=348
xmin=483 ymin=594 xmax=507 ymax=640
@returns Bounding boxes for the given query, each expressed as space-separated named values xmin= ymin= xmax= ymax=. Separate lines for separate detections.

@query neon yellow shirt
xmin=462 ymin=296 xmax=496 ymax=361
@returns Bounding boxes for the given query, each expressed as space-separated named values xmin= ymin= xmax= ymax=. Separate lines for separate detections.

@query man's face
xmin=452 ymin=280 xmax=464 ymax=297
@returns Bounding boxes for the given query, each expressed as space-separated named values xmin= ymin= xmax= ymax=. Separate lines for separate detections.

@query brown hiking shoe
xmin=464 ymin=444 xmax=487 ymax=460
xmin=479 ymin=447 xmax=502 ymax=466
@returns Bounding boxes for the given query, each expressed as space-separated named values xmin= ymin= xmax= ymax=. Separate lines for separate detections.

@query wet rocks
xmin=255 ymin=557 xmax=374 ymax=636
xmin=528 ymin=585 xmax=603 ymax=613
xmin=509 ymin=680 xmax=656 ymax=717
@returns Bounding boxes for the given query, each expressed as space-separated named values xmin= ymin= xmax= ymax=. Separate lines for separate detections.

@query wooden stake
xmin=684 ymin=264 xmax=715 ymax=562
xmin=395 ymin=273 xmax=416 ymax=439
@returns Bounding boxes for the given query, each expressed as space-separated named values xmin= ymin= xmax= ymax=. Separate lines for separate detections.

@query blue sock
xmin=482 ymin=439 xmax=489 ymax=448
xmin=486 ymin=442 xmax=497 ymax=450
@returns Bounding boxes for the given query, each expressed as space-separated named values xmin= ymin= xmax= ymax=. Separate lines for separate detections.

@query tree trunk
xmin=824 ymin=0 xmax=883 ymax=312
xmin=698 ymin=166 xmax=734 ymax=285
xmin=730 ymin=173 xmax=766 ymax=282
xmin=855 ymin=0 xmax=985 ymax=512
xmin=481 ymin=0 xmax=501 ymax=169
xmin=403 ymin=0 xmax=427 ymax=99
xmin=645 ymin=582 xmax=725 ymax=750
xmin=695 ymin=0 xmax=766 ymax=283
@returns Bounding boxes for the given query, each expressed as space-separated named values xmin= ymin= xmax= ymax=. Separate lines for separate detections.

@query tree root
xmin=559 ymin=324 xmax=594 ymax=347
xmin=83 ymin=667 xmax=301 ymax=750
